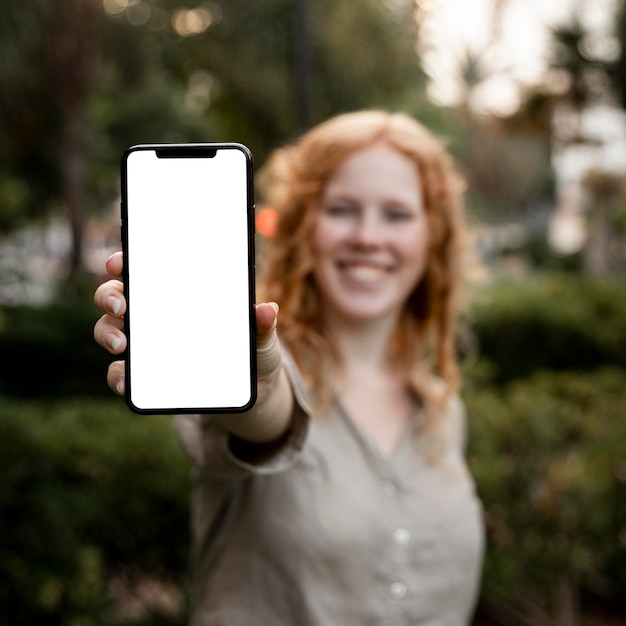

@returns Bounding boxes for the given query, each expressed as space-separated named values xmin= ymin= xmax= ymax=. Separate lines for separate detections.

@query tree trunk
xmin=584 ymin=196 xmax=609 ymax=277
xmin=582 ymin=170 xmax=622 ymax=278
xmin=292 ymin=0 xmax=312 ymax=132
xmin=62 ymin=100 xmax=85 ymax=274
xmin=46 ymin=0 xmax=99 ymax=277
xmin=553 ymin=572 xmax=580 ymax=626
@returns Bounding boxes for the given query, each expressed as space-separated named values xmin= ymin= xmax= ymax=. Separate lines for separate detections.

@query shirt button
xmin=393 ymin=527 xmax=411 ymax=546
xmin=389 ymin=581 xmax=408 ymax=598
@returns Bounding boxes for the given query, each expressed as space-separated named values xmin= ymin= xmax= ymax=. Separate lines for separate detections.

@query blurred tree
xmin=416 ymin=0 xmax=554 ymax=226
xmin=551 ymin=17 xmax=603 ymax=117
xmin=0 ymin=0 xmax=100 ymax=275
xmin=608 ymin=0 xmax=626 ymax=109
xmin=1 ymin=0 xmax=435 ymax=282
xmin=0 ymin=1 xmax=57 ymax=233
xmin=581 ymin=169 xmax=626 ymax=276
xmin=547 ymin=8 xmax=625 ymax=277
xmin=454 ymin=113 xmax=554 ymax=224
xmin=292 ymin=0 xmax=313 ymax=131
xmin=47 ymin=0 xmax=100 ymax=275
xmin=160 ymin=0 xmax=430 ymax=159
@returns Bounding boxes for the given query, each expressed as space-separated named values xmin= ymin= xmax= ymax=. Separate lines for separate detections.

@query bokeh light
xmin=171 ymin=6 xmax=216 ymax=37
xmin=256 ymin=207 xmax=277 ymax=238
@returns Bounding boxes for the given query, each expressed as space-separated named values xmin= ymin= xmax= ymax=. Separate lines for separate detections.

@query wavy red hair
xmin=257 ymin=110 xmax=466 ymax=422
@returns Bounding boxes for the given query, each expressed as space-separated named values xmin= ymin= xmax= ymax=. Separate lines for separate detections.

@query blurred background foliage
xmin=0 ymin=0 xmax=625 ymax=624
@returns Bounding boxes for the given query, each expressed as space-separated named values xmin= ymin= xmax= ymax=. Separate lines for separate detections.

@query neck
xmin=323 ymin=309 xmax=400 ymax=378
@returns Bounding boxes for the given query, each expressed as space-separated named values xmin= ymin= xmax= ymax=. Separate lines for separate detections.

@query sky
xmin=417 ymin=0 xmax=619 ymax=115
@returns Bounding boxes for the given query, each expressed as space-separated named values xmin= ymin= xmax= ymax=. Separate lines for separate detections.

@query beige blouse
xmin=174 ymin=352 xmax=484 ymax=626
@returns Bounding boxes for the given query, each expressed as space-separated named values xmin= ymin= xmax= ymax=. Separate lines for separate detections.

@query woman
xmin=94 ymin=110 xmax=484 ymax=625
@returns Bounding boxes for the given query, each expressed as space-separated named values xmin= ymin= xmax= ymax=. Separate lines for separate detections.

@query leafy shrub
xmin=0 ymin=397 xmax=190 ymax=625
xmin=465 ymin=368 xmax=626 ymax=624
xmin=3 ymin=273 xmax=626 ymax=624
xmin=468 ymin=276 xmax=626 ymax=385
xmin=0 ymin=280 xmax=112 ymax=398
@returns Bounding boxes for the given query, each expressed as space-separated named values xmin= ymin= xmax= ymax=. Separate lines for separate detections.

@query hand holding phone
xmin=121 ymin=143 xmax=257 ymax=414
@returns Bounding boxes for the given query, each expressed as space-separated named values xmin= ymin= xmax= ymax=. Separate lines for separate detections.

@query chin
xmin=331 ymin=301 xmax=399 ymax=324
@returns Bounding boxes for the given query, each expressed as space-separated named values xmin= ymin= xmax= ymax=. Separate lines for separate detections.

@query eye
xmin=324 ymin=203 xmax=357 ymax=217
xmin=384 ymin=206 xmax=414 ymax=222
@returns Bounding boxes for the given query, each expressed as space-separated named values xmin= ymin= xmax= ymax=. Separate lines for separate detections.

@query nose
xmin=351 ymin=211 xmax=384 ymax=247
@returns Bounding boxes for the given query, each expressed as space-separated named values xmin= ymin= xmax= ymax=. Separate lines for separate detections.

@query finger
xmin=105 ymin=251 xmax=123 ymax=278
xmin=94 ymin=279 xmax=126 ymax=317
xmin=107 ymin=360 xmax=126 ymax=396
xmin=94 ymin=314 xmax=127 ymax=354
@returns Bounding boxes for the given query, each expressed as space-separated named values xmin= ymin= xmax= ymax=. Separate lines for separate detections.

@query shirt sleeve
xmin=173 ymin=347 xmax=311 ymax=482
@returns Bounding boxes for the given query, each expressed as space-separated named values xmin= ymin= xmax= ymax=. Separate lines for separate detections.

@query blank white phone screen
xmin=124 ymin=146 xmax=254 ymax=412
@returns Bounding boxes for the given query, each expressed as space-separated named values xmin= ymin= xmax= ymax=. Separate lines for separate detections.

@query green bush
xmin=468 ymin=276 xmax=626 ymax=385
xmin=465 ymin=368 xmax=626 ymax=624
xmin=3 ymin=273 xmax=625 ymax=624
xmin=0 ymin=280 xmax=113 ymax=399
xmin=0 ymin=397 xmax=190 ymax=625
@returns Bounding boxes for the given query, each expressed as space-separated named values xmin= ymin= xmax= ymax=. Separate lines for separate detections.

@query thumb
xmin=255 ymin=302 xmax=282 ymax=379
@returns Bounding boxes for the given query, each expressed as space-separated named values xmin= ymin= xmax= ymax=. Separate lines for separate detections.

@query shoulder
xmin=422 ymin=380 xmax=468 ymax=460
xmin=445 ymin=393 xmax=468 ymax=452
xmin=422 ymin=375 xmax=468 ymax=451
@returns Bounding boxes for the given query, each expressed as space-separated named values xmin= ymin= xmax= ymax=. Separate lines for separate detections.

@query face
xmin=311 ymin=142 xmax=430 ymax=327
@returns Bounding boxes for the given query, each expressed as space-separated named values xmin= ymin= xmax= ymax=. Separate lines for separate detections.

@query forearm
xmin=213 ymin=365 xmax=294 ymax=444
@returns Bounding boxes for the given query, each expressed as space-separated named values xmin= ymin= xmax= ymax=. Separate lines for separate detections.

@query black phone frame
xmin=120 ymin=142 xmax=257 ymax=415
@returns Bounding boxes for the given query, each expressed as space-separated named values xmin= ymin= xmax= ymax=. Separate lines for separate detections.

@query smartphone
xmin=121 ymin=143 xmax=256 ymax=414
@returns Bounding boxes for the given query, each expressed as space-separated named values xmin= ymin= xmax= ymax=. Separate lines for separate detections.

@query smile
xmin=339 ymin=262 xmax=391 ymax=283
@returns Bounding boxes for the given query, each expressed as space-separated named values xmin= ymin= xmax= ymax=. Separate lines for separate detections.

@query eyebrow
xmin=323 ymin=190 xmax=422 ymax=209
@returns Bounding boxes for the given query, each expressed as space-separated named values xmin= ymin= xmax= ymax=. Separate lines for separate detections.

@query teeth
xmin=343 ymin=264 xmax=387 ymax=282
